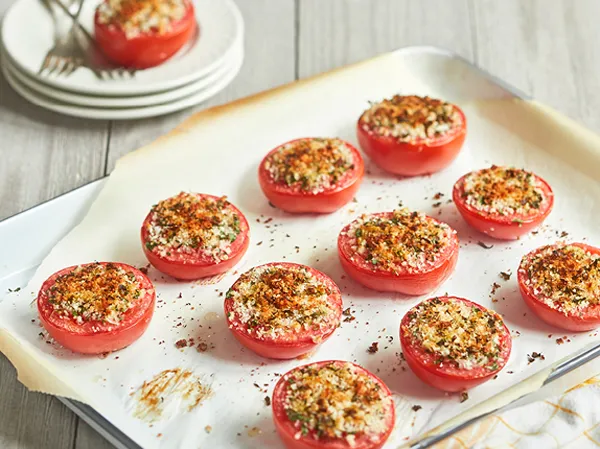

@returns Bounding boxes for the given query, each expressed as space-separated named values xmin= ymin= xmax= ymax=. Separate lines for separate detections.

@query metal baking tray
xmin=2 ymin=46 xmax=600 ymax=449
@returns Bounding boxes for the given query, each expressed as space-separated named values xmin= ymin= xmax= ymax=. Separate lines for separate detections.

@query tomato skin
xmin=258 ymin=138 xmax=365 ymax=214
xmin=400 ymin=297 xmax=511 ymax=392
xmin=356 ymin=106 xmax=466 ymax=177
xmin=37 ymin=263 xmax=156 ymax=355
xmin=93 ymin=1 xmax=196 ymax=69
xmin=452 ymin=171 xmax=554 ymax=240
xmin=337 ymin=213 xmax=459 ymax=295
xmin=140 ymin=194 xmax=250 ymax=281
xmin=272 ymin=361 xmax=395 ymax=449
xmin=518 ymin=243 xmax=600 ymax=332
xmin=224 ymin=263 xmax=342 ymax=359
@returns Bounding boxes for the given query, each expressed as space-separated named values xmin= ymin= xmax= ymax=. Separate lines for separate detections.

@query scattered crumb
xmin=205 ymin=425 xmax=212 ymax=434
xmin=478 ymin=241 xmax=493 ymax=249
xmin=499 ymin=271 xmax=512 ymax=281
xmin=367 ymin=342 xmax=379 ymax=354
xmin=264 ymin=396 xmax=271 ymax=406
xmin=527 ymin=352 xmax=545 ymax=364
xmin=175 ymin=339 xmax=188 ymax=349
xmin=412 ymin=405 xmax=422 ymax=412
xmin=460 ymin=392 xmax=469 ymax=403
xmin=490 ymin=282 xmax=501 ymax=296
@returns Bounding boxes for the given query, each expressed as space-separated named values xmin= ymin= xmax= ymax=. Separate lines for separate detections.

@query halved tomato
xmin=337 ymin=209 xmax=459 ymax=295
xmin=94 ymin=0 xmax=196 ymax=69
xmin=141 ymin=192 xmax=249 ymax=280
xmin=453 ymin=166 xmax=554 ymax=240
xmin=272 ymin=360 xmax=395 ymax=449
xmin=518 ymin=242 xmax=600 ymax=331
xmin=356 ymin=95 xmax=466 ymax=176
xmin=258 ymin=137 xmax=364 ymax=213
xmin=224 ymin=262 xmax=342 ymax=359
xmin=37 ymin=262 xmax=156 ymax=354
xmin=400 ymin=296 xmax=511 ymax=392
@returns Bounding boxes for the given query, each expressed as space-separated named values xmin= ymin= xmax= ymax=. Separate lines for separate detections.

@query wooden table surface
xmin=1 ymin=0 xmax=599 ymax=447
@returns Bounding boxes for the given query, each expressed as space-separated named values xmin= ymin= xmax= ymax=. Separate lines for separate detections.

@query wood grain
xmin=297 ymin=0 xmax=474 ymax=78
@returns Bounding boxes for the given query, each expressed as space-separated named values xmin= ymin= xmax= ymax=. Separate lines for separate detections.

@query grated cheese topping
xmin=403 ymin=297 xmax=506 ymax=371
xmin=263 ymin=138 xmax=356 ymax=194
xmin=97 ymin=0 xmax=188 ymax=39
xmin=359 ymin=95 xmax=463 ymax=142
xmin=226 ymin=264 xmax=339 ymax=340
xmin=282 ymin=361 xmax=391 ymax=442
xmin=46 ymin=263 xmax=143 ymax=325
xmin=144 ymin=193 xmax=242 ymax=263
xmin=460 ymin=166 xmax=549 ymax=217
xmin=520 ymin=244 xmax=600 ymax=314
xmin=342 ymin=209 xmax=456 ymax=274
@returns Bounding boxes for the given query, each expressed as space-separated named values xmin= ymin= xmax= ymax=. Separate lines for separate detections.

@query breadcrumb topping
xmin=342 ymin=209 xmax=456 ymax=274
xmin=460 ymin=166 xmax=549 ymax=217
xmin=97 ymin=0 xmax=188 ymax=39
xmin=144 ymin=193 xmax=242 ymax=263
xmin=402 ymin=297 xmax=506 ymax=371
xmin=264 ymin=138 xmax=356 ymax=194
xmin=46 ymin=263 xmax=143 ymax=325
xmin=282 ymin=361 xmax=391 ymax=441
xmin=360 ymin=95 xmax=462 ymax=142
xmin=520 ymin=244 xmax=600 ymax=314
xmin=226 ymin=264 xmax=340 ymax=340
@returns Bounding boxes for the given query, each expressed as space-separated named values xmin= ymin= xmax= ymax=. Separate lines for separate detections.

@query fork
xmin=38 ymin=0 xmax=136 ymax=79
xmin=38 ymin=0 xmax=86 ymax=76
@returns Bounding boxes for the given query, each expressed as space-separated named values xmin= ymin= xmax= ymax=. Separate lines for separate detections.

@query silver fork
xmin=38 ymin=0 xmax=86 ymax=76
xmin=38 ymin=0 xmax=136 ymax=79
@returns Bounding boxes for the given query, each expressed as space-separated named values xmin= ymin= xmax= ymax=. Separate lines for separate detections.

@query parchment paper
xmin=2 ymin=49 xmax=600 ymax=449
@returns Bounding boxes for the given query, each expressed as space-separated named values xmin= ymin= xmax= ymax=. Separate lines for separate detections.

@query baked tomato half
xmin=272 ymin=360 xmax=395 ymax=449
xmin=141 ymin=192 xmax=250 ymax=280
xmin=357 ymin=95 xmax=466 ymax=176
xmin=258 ymin=137 xmax=364 ymax=213
xmin=518 ymin=243 xmax=600 ymax=331
xmin=224 ymin=262 xmax=342 ymax=359
xmin=37 ymin=262 xmax=156 ymax=354
xmin=94 ymin=0 xmax=196 ymax=69
xmin=400 ymin=296 xmax=511 ymax=392
xmin=338 ymin=209 xmax=459 ymax=295
xmin=453 ymin=166 xmax=554 ymax=240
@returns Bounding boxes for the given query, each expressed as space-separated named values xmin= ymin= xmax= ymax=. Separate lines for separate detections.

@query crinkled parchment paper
xmin=2 ymin=49 xmax=600 ymax=448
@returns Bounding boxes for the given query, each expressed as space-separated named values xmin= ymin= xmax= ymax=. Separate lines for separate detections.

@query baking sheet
xmin=3 ymin=48 xmax=600 ymax=449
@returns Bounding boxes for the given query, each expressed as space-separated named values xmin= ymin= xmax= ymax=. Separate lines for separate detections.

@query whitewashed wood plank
xmin=0 ymin=356 xmax=78 ymax=449
xmin=298 ymin=0 xmax=473 ymax=78
xmin=470 ymin=0 xmax=586 ymax=127
xmin=105 ymin=0 xmax=296 ymax=171
xmin=0 ymin=60 xmax=109 ymax=221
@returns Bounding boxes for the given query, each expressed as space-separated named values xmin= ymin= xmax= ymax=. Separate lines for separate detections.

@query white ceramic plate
xmin=2 ymin=49 xmax=243 ymax=120
xmin=4 ymin=44 xmax=243 ymax=108
xmin=1 ymin=0 xmax=243 ymax=96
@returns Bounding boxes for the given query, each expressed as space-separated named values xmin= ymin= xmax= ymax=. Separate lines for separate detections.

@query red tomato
xmin=94 ymin=0 xmax=196 ymax=69
xmin=272 ymin=360 xmax=395 ymax=449
xmin=37 ymin=262 xmax=156 ymax=354
xmin=337 ymin=210 xmax=459 ymax=295
xmin=356 ymin=96 xmax=467 ymax=176
xmin=224 ymin=262 xmax=342 ymax=359
xmin=518 ymin=243 xmax=600 ymax=331
xmin=400 ymin=296 xmax=511 ymax=392
xmin=258 ymin=138 xmax=365 ymax=213
xmin=141 ymin=193 xmax=250 ymax=281
xmin=453 ymin=166 xmax=554 ymax=240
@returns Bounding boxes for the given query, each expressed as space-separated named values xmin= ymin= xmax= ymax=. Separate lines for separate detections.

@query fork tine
xmin=46 ymin=57 xmax=60 ymax=75
xmin=58 ymin=58 xmax=72 ymax=76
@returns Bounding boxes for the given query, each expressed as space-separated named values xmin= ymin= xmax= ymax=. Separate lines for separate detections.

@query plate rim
xmin=4 ymin=45 xmax=244 ymax=108
xmin=2 ymin=50 xmax=244 ymax=120
xmin=1 ymin=0 xmax=244 ymax=96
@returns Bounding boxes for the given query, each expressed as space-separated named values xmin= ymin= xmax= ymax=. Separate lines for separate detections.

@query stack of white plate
xmin=1 ymin=0 xmax=243 ymax=120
